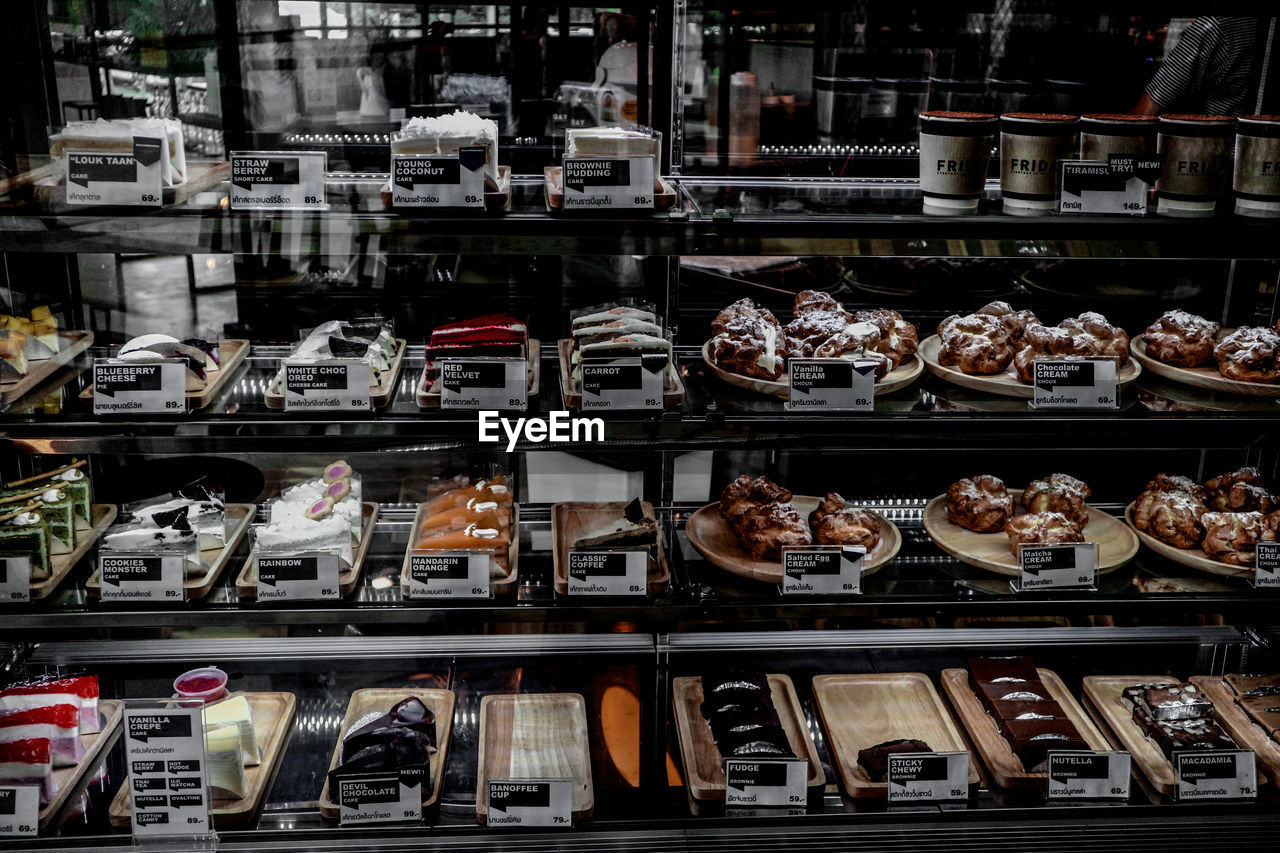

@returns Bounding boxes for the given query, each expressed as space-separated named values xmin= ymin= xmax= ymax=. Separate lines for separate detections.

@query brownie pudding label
xmin=477 ymin=411 xmax=605 ymax=452
xmin=724 ymin=757 xmax=808 ymax=807
xmin=283 ymin=361 xmax=371 ymax=412
xmin=65 ymin=138 xmax=163 ymax=207
xmin=0 ymin=556 xmax=31 ymax=604
xmin=1046 ymin=750 xmax=1131 ymax=800
xmin=567 ymin=549 xmax=647 ymax=596
xmin=1253 ymin=543 xmax=1280 ymax=589
xmin=407 ymin=551 xmax=492 ymax=599
xmin=391 ymin=149 xmax=485 ymax=208
xmin=1175 ymin=751 xmax=1256 ymax=800
xmin=562 ymin=157 xmax=654 ymax=209
xmin=93 ymin=359 xmax=187 ymax=415
xmin=123 ymin=702 xmax=210 ymax=837
xmin=229 ymin=150 xmax=327 ymax=210
xmin=255 ymin=553 xmax=341 ymax=601
xmin=440 ymin=357 xmax=527 ymax=410
xmin=0 ymin=785 xmax=37 ymax=837
xmin=781 ymin=546 xmax=864 ymax=596
xmin=1156 ymin=136 xmax=1231 ymax=200
xmin=487 ymin=778 xmax=573 ymax=827
xmin=1015 ymin=543 xmax=1097 ymax=592
xmin=886 ymin=751 xmax=969 ymax=803
xmin=1060 ymin=162 xmax=1149 ymax=215
xmin=336 ymin=767 xmax=425 ymax=825
xmin=786 ymin=359 xmax=876 ymax=411
xmin=580 ymin=356 xmax=664 ymax=410
xmin=1031 ymin=357 xmax=1118 ymax=409
xmin=99 ymin=554 xmax=185 ymax=602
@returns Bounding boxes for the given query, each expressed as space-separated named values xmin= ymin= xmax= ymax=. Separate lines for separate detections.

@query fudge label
xmin=123 ymin=701 xmax=210 ymax=838
xmin=786 ymin=358 xmax=877 ymax=411
xmin=723 ymin=757 xmax=807 ymax=807
xmin=1015 ymin=543 xmax=1098 ymax=592
xmin=283 ymin=361 xmax=371 ymax=411
xmin=1046 ymin=750 xmax=1131 ymax=800
xmin=1252 ymin=542 xmax=1280 ymax=589
xmin=781 ymin=546 xmax=864 ymax=596
xmin=406 ymin=551 xmax=492 ymax=599
xmin=93 ymin=359 xmax=187 ymax=415
xmin=562 ymin=156 xmax=654 ymax=209
xmin=229 ymin=151 xmax=327 ymax=210
xmin=65 ymin=137 xmax=163 ymax=206
xmin=99 ymin=554 xmax=186 ymax=602
xmin=0 ymin=556 xmax=31 ymax=603
xmin=567 ymin=549 xmax=647 ymax=597
xmin=255 ymin=553 xmax=341 ymax=601
xmin=391 ymin=150 xmax=484 ymax=208
xmin=0 ymin=786 xmax=38 ymax=837
xmin=886 ymin=752 xmax=970 ymax=803
xmin=440 ymin=358 xmax=527 ymax=411
xmin=1060 ymin=159 xmax=1151 ymax=215
xmin=1031 ymin=358 xmax=1118 ymax=410
xmin=1175 ymin=750 xmax=1256 ymax=800
xmin=579 ymin=356 xmax=664 ymax=410
xmin=487 ymin=778 xmax=573 ymax=827
xmin=335 ymin=765 xmax=426 ymax=825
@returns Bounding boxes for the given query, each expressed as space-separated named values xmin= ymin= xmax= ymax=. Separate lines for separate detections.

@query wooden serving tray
xmin=236 ymin=502 xmax=379 ymax=599
xmin=941 ymin=668 xmax=1111 ymax=789
xmin=700 ymin=342 xmax=923 ymax=399
xmin=32 ymin=160 xmax=229 ymax=210
xmin=264 ymin=339 xmax=406 ymax=410
xmin=1 ymin=331 xmax=93 ymax=404
xmin=1132 ymin=332 xmax=1280 ymax=398
xmin=1082 ymin=674 xmax=1186 ymax=797
xmin=86 ymin=503 xmax=254 ymax=600
xmin=1190 ymin=675 xmax=1280 ymax=792
xmin=40 ymin=699 xmax=123 ymax=829
xmin=544 ymin=166 xmax=676 ymax=211
xmin=29 ymin=503 xmax=117 ymax=601
xmin=919 ymin=334 xmax=1142 ymax=400
xmin=685 ymin=497 xmax=901 ymax=584
xmin=672 ymin=674 xmax=825 ymax=803
xmin=416 ymin=339 xmax=541 ymax=408
xmin=1124 ymin=501 xmax=1250 ymax=579
xmin=109 ymin=691 xmax=296 ymax=828
xmin=79 ymin=339 xmax=249 ymax=410
xmin=921 ymin=494 xmax=1138 ymax=578
xmin=813 ymin=672 xmax=978 ymax=798
xmin=399 ymin=502 xmax=520 ymax=596
xmin=551 ymin=501 xmax=669 ymax=596
xmin=318 ymin=687 xmax=457 ymax=819
xmin=379 ymin=165 xmax=512 ymax=212
xmin=477 ymin=693 xmax=594 ymax=821
xmin=557 ymin=338 xmax=684 ymax=409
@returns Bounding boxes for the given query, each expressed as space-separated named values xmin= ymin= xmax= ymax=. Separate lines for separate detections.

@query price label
xmin=99 ymin=554 xmax=186 ymax=602
xmin=561 ymin=156 xmax=654 ymax=209
xmin=256 ymin=553 xmax=341 ymax=601
xmin=1032 ymin=358 xmax=1118 ymax=409
xmin=439 ymin=358 xmax=527 ymax=410
xmin=1175 ymin=750 xmax=1256 ymax=801
xmin=92 ymin=359 xmax=187 ymax=415
xmin=886 ymin=752 xmax=970 ymax=803
xmin=566 ymin=550 xmax=647 ymax=596
xmin=0 ymin=557 xmax=31 ymax=603
xmin=781 ymin=546 xmax=864 ymax=596
xmin=1046 ymin=751 xmax=1131 ymax=800
xmin=123 ymin=704 xmax=210 ymax=837
xmin=0 ymin=787 xmax=38 ymax=837
xmin=229 ymin=151 xmax=327 ymax=210
xmin=406 ymin=551 xmax=492 ymax=599
xmin=723 ymin=757 xmax=808 ymax=807
xmin=487 ymin=779 xmax=573 ymax=827
xmin=1253 ymin=542 xmax=1280 ymax=589
xmin=65 ymin=137 xmax=163 ymax=207
xmin=335 ymin=766 xmax=425 ymax=825
xmin=391 ymin=150 xmax=485 ymax=208
xmin=1016 ymin=543 xmax=1097 ymax=592
xmin=786 ymin=359 xmax=877 ymax=411
xmin=579 ymin=356 xmax=665 ymax=410
xmin=283 ymin=361 xmax=371 ymax=412
xmin=1060 ymin=159 xmax=1154 ymax=215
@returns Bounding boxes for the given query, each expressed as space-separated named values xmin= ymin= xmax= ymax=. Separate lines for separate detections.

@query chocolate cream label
xmin=477 ymin=411 xmax=604 ymax=452
xmin=65 ymin=136 xmax=163 ymax=206
xmin=1031 ymin=357 xmax=1118 ymax=409
xmin=230 ymin=151 xmax=327 ymax=210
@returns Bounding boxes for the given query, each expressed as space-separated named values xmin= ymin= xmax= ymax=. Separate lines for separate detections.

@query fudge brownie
xmin=976 ymin=680 xmax=1052 ymax=715
xmin=1225 ymin=673 xmax=1280 ymax=698
xmin=1003 ymin=718 xmax=1088 ymax=771
xmin=856 ymin=738 xmax=932 ymax=782
xmin=1139 ymin=683 xmax=1212 ymax=722
xmin=1149 ymin=717 xmax=1235 ymax=762
xmin=1238 ymin=696 xmax=1280 ymax=735
xmin=968 ymin=656 xmax=1040 ymax=686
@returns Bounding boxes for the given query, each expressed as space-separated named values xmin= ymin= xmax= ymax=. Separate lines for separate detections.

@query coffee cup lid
xmin=920 ymin=111 xmax=997 ymax=135
xmin=1080 ymin=113 xmax=1158 ymax=135
xmin=1237 ymin=115 xmax=1280 ymax=138
xmin=1159 ymin=113 xmax=1235 ymax=137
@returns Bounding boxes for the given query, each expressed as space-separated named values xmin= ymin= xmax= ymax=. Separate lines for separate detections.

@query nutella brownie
xmin=992 ymin=697 xmax=1065 ymax=722
xmin=1004 ymin=718 xmax=1088 ymax=771
xmin=969 ymin=656 xmax=1040 ymax=685
xmin=857 ymin=738 xmax=932 ymax=782
xmin=976 ymin=680 xmax=1052 ymax=715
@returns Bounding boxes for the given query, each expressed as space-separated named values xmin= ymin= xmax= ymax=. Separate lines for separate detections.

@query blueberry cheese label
xmin=886 ymin=752 xmax=970 ymax=803
xmin=99 ymin=554 xmax=186 ymax=602
xmin=1032 ymin=357 xmax=1118 ymax=409
xmin=229 ymin=151 xmax=327 ymax=210
xmin=256 ymin=553 xmax=341 ymax=601
xmin=579 ymin=356 xmax=664 ymax=410
xmin=487 ymin=779 xmax=573 ymax=827
xmin=123 ymin=702 xmax=210 ymax=838
xmin=562 ymin=156 xmax=654 ymax=209
xmin=1252 ymin=542 xmax=1280 ymax=589
xmin=407 ymin=551 xmax=492 ymax=599
xmin=1015 ymin=543 xmax=1097 ymax=592
xmin=724 ymin=757 xmax=808 ymax=807
xmin=781 ymin=546 xmax=864 ymax=596
xmin=0 ymin=557 xmax=31 ymax=603
xmin=1046 ymin=750 xmax=1131 ymax=800
xmin=0 ymin=786 xmax=38 ymax=837
xmin=567 ymin=549 xmax=647 ymax=596
xmin=786 ymin=359 xmax=877 ymax=411
xmin=283 ymin=361 xmax=371 ymax=411
xmin=392 ymin=150 xmax=485 ymax=208
xmin=336 ymin=766 xmax=425 ymax=825
xmin=65 ymin=137 xmax=163 ymax=206
xmin=93 ymin=359 xmax=187 ymax=415
xmin=1175 ymin=750 xmax=1256 ymax=800
xmin=440 ymin=358 xmax=527 ymax=410
xmin=1060 ymin=160 xmax=1148 ymax=215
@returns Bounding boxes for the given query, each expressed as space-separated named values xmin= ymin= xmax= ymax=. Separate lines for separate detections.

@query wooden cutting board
xmin=477 ymin=693 xmax=594 ymax=821
xmin=813 ymin=672 xmax=978 ymax=798
xmin=398 ymin=502 xmax=519 ymax=596
xmin=109 ymin=691 xmax=295 ymax=828
xmin=29 ymin=503 xmax=117 ymax=601
xmin=1 ymin=330 xmax=93 ymax=404
xmin=551 ymin=501 xmax=669 ymax=596
xmin=1189 ymin=675 xmax=1280 ymax=792
xmin=78 ymin=339 xmax=249 ymax=410
xmin=236 ymin=502 xmax=378 ymax=598
xmin=317 ymin=687 xmax=456 ymax=819
xmin=264 ymin=339 xmax=407 ymax=410
xmin=557 ymin=338 xmax=685 ymax=408
xmin=941 ymin=668 xmax=1111 ymax=789
xmin=1081 ymin=674 xmax=1183 ymax=796
xmin=671 ymin=674 xmax=825 ymax=802
xmin=40 ymin=699 xmax=123 ymax=829
xmin=416 ymin=338 xmax=540 ymax=407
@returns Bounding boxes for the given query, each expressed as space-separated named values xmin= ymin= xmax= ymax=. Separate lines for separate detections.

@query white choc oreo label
xmin=283 ymin=361 xmax=371 ymax=411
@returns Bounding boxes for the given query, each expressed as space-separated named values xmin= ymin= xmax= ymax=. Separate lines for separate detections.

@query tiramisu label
xmin=1046 ymin=750 xmax=1130 ymax=800
xmin=1253 ymin=543 xmax=1280 ymax=589
xmin=0 ymin=556 xmax=31 ymax=603
xmin=256 ymin=553 xmax=340 ymax=601
xmin=724 ymin=758 xmax=807 ymax=807
xmin=1175 ymin=750 xmax=1256 ymax=800
xmin=580 ymin=356 xmax=663 ymax=410
xmin=1015 ymin=543 xmax=1097 ymax=592
xmin=1060 ymin=159 xmax=1149 ymax=215
xmin=0 ymin=785 xmax=37 ymax=837
xmin=123 ymin=702 xmax=210 ymax=837
xmin=887 ymin=752 xmax=969 ymax=803
xmin=440 ymin=358 xmax=527 ymax=410
xmin=562 ymin=156 xmax=654 ymax=209
xmin=567 ymin=549 xmax=647 ymax=596
xmin=1031 ymin=357 xmax=1118 ymax=409
xmin=487 ymin=778 xmax=573 ymax=827
xmin=229 ymin=151 xmax=326 ymax=210
xmin=407 ymin=551 xmax=491 ymax=599
xmin=336 ymin=766 xmax=425 ymax=825
xmin=99 ymin=554 xmax=185 ymax=602
xmin=781 ymin=546 xmax=864 ymax=596
xmin=391 ymin=149 xmax=484 ymax=208
xmin=65 ymin=137 xmax=162 ymax=207
xmin=284 ymin=361 xmax=371 ymax=411
xmin=786 ymin=358 xmax=876 ymax=411
xmin=93 ymin=359 xmax=186 ymax=415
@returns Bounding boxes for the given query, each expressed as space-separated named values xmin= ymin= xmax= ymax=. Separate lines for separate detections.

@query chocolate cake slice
xmin=857 ymin=738 xmax=932 ymax=782
xmin=1149 ymin=717 xmax=1235 ymax=762
xmin=968 ymin=656 xmax=1040 ymax=686
xmin=1004 ymin=718 xmax=1088 ymax=771
xmin=975 ymin=680 xmax=1052 ymax=716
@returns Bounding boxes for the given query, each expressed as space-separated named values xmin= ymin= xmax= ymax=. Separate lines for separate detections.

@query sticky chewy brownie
xmin=857 ymin=738 xmax=932 ymax=782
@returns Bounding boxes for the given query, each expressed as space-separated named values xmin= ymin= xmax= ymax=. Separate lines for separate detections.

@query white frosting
xmin=256 ymin=514 xmax=354 ymax=567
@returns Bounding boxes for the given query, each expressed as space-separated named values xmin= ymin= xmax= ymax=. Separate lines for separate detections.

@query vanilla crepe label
xmin=1046 ymin=751 xmax=1130 ymax=800
xmin=93 ymin=359 xmax=186 ymax=415
xmin=230 ymin=151 xmax=326 ymax=210
xmin=123 ymin=702 xmax=210 ymax=838
xmin=562 ymin=157 xmax=654 ymax=208
xmin=0 ymin=557 xmax=31 ymax=603
xmin=65 ymin=136 xmax=162 ymax=206
xmin=392 ymin=149 xmax=484 ymax=208
xmin=1015 ymin=543 xmax=1097 ymax=592
xmin=99 ymin=554 xmax=185 ymax=602
xmin=724 ymin=758 xmax=807 ymax=807
xmin=1176 ymin=750 xmax=1256 ymax=801
xmin=887 ymin=752 xmax=969 ymax=803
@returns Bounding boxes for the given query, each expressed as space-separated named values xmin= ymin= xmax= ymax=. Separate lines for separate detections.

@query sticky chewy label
xmin=99 ymin=554 xmax=186 ymax=602
xmin=781 ymin=546 xmax=864 ymax=596
xmin=229 ymin=151 xmax=326 ymax=210
xmin=256 ymin=554 xmax=340 ymax=601
xmin=579 ymin=356 xmax=664 ymax=410
xmin=1046 ymin=751 xmax=1130 ymax=800
xmin=1175 ymin=750 xmax=1256 ymax=800
xmin=723 ymin=758 xmax=807 ymax=807
xmin=1032 ymin=358 xmax=1118 ymax=409
xmin=1060 ymin=159 xmax=1152 ymax=215
xmin=0 ymin=557 xmax=31 ymax=603
xmin=93 ymin=360 xmax=186 ymax=414
xmin=336 ymin=766 xmax=425 ymax=825
xmin=65 ymin=137 xmax=163 ymax=206
xmin=487 ymin=779 xmax=573 ymax=827
xmin=567 ymin=550 xmax=647 ymax=596
xmin=283 ymin=361 xmax=371 ymax=411
xmin=406 ymin=551 xmax=491 ymax=599
xmin=439 ymin=358 xmax=527 ymax=410
xmin=1253 ymin=543 xmax=1280 ymax=589
xmin=123 ymin=705 xmax=210 ymax=837
xmin=886 ymin=752 xmax=969 ymax=803
xmin=0 ymin=786 xmax=38 ymax=837
xmin=786 ymin=359 xmax=876 ymax=411
xmin=562 ymin=157 xmax=654 ymax=209
xmin=1016 ymin=543 xmax=1097 ymax=591
xmin=391 ymin=150 xmax=485 ymax=208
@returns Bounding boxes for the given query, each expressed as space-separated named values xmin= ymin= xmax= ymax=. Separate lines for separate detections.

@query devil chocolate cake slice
xmin=328 ymin=697 xmax=437 ymax=796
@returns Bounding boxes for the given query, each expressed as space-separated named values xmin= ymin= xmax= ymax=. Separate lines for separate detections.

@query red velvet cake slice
xmin=0 ymin=675 xmax=100 ymax=734
xmin=0 ymin=704 xmax=83 ymax=767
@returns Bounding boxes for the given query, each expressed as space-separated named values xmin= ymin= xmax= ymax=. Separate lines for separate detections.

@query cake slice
xmin=0 ymin=331 xmax=29 ymax=379
xmin=566 ymin=126 xmax=660 ymax=173
xmin=392 ymin=110 xmax=500 ymax=184
xmin=4 ymin=461 xmax=95 ymax=528
xmin=0 ymin=675 xmax=99 ymax=734
xmin=570 ymin=498 xmax=658 ymax=549
xmin=204 ymin=724 xmax=248 ymax=799
xmin=424 ymin=478 xmax=512 ymax=515
xmin=417 ymin=495 xmax=511 ymax=538
xmin=0 ymin=704 xmax=83 ymax=767
xmin=50 ymin=117 xmax=186 ymax=185
xmin=0 ymin=738 xmax=54 ymax=802
xmin=0 ymin=502 xmax=52 ymax=580
xmin=415 ymin=512 xmax=510 ymax=577
xmin=117 ymin=333 xmax=209 ymax=391
xmin=204 ymin=695 xmax=260 ymax=767
xmin=570 ymin=306 xmax=658 ymax=331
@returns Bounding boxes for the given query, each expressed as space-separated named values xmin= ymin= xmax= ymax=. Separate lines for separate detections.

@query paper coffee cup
xmin=1233 ymin=115 xmax=1280 ymax=218
xmin=1155 ymin=114 xmax=1235 ymax=217
xmin=1079 ymin=113 xmax=1157 ymax=161
xmin=918 ymin=111 xmax=997 ymax=214
xmin=999 ymin=112 xmax=1078 ymax=214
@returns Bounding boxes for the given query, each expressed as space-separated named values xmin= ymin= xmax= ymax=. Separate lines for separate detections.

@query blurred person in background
xmin=1133 ymin=16 xmax=1277 ymax=115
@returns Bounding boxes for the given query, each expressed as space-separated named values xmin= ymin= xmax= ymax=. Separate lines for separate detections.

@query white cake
xmin=49 ymin=117 xmax=187 ymax=186
xmin=255 ymin=514 xmax=353 ymax=567
xmin=204 ymin=695 xmax=260 ymax=767
xmin=393 ymin=111 xmax=500 ymax=183
xmin=204 ymin=724 xmax=248 ymax=799
xmin=566 ymin=126 xmax=660 ymax=172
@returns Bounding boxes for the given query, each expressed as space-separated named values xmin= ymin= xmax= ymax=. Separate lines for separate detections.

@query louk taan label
xmin=1175 ymin=750 xmax=1256 ymax=801
xmin=1032 ymin=357 xmax=1118 ymax=409
xmin=723 ymin=757 xmax=808 ymax=807
xmin=123 ymin=704 xmax=210 ymax=837
xmin=229 ymin=151 xmax=327 ymax=210
xmin=93 ymin=359 xmax=187 ymax=415
xmin=0 ymin=786 xmax=38 ymax=837
xmin=406 ymin=551 xmax=491 ymax=599
xmin=566 ymin=550 xmax=647 ymax=596
xmin=283 ymin=361 xmax=371 ymax=411
xmin=487 ymin=779 xmax=573 ymax=827
xmin=886 ymin=752 xmax=969 ymax=803
xmin=781 ymin=546 xmax=864 ymax=596
xmin=1016 ymin=543 xmax=1097 ymax=592
xmin=256 ymin=553 xmax=341 ymax=601
xmin=786 ymin=358 xmax=876 ymax=411
xmin=1060 ymin=158 xmax=1155 ymax=215
xmin=336 ymin=765 xmax=426 ymax=825
xmin=579 ymin=355 xmax=664 ymax=410
xmin=1046 ymin=750 xmax=1130 ymax=800
xmin=0 ymin=557 xmax=31 ymax=604
xmin=99 ymin=554 xmax=186 ymax=602
xmin=561 ymin=156 xmax=654 ymax=209
xmin=391 ymin=148 xmax=485 ymax=208
xmin=1253 ymin=542 xmax=1280 ymax=589
xmin=65 ymin=136 xmax=163 ymax=206
xmin=440 ymin=358 xmax=527 ymax=410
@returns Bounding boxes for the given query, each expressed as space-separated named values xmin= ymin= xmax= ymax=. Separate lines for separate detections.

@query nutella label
xmin=256 ymin=553 xmax=340 ymax=601
xmin=0 ymin=786 xmax=38 ymax=837
xmin=886 ymin=752 xmax=969 ymax=803
xmin=99 ymin=554 xmax=186 ymax=602
xmin=93 ymin=359 xmax=187 ymax=415
xmin=724 ymin=757 xmax=808 ymax=807
xmin=1014 ymin=543 xmax=1097 ymax=592
xmin=1254 ymin=543 xmax=1280 ymax=589
xmin=283 ymin=361 xmax=371 ymax=411
xmin=123 ymin=702 xmax=210 ymax=838
xmin=1046 ymin=751 xmax=1131 ymax=800
xmin=1031 ymin=357 xmax=1118 ymax=409
xmin=486 ymin=779 xmax=573 ymax=827
xmin=65 ymin=138 xmax=163 ymax=207
xmin=786 ymin=359 xmax=876 ymax=411
xmin=391 ymin=150 xmax=484 ymax=208
xmin=335 ymin=766 xmax=425 ymax=825
xmin=566 ymin=549 xmax=647 ymax=596
xmin=0 ymin=557 xmax=31 ymax=603
xmin=1175 ymin=750 xmax=1256 ymax=800
xmin=230 ymin=151 xmax=327 ymax=210
xmin=781 ymin=545 xmax=864 ymax=596
xmin=406 ymin=551 xmax=491 ymax=599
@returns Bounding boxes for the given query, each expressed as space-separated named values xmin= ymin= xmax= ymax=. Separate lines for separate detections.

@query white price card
xmin=282 ymin=361 xmax=371 ymax=412
xmin=723 ymin=757 xmax=807 ymax=807
xmin=781 ymin=546 xmax=864 ymax=596
xmin=1015 ymin=543 xmax=1098 ymax=592
xmin=579 ymin=356 xmax=664 ymax=410
xmin=786 ymin=359 xmax=877 ymax=411
xmin=1032 ymin=357 xmax=1118 ymax=409
xmin=65 ymin=137 xmax=163 ymax=207
xmin=92 ymin=359 xmax=186 ymax=415
xmin=561 ymin=156 xmax=654 ymax=209
xmin=335 ymin=766 xmax=425 ymax=825
xmin=1046 ymin=751 xmax=1131 ymax=800
xmin=391 ymin=150 xmax=485 ymax=208
xmin=124 ymin=702 xmax=210 ymax=838
xmin=886 ymin=751 xmax=970 ymax=803
xmin=439 ymin=358 xmax=527 ymax=410
xmin=405 ymin=551 xmax=491 ymax=599
xmin=1253 ymin=542 xmax=1280 ymax=589
xmin=229 ymin=151 xmax=327 ymax=210
xmin=1175 ymin=750 xmax=1256 ymax=801
xmin=0 ymin=557 xmax=31 ymax=604
xmin=566 ymin=549 xmax=648 ymax=596
xmin=0 ymin=787 xmax=38 ymax=837
xmin=255 ymin=553 xmax=341 ymax=601
xmin=1059 ymin=157 xmax=1158 ymax=215
xmin=98 ymin=554 xmax=186 ymax=602
xmin=487 ymin=779 xmax=573 ymax=827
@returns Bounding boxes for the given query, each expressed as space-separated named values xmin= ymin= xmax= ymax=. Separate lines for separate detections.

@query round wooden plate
xmin=701 ymin=341 xmax=923 ymax=399
xmin=1122 ymin=501 xmax=1251 ymax=579
xmin=918 ymin=335 xmax=1142 ymax=400
xmin=1130 ymin=333 xmax=1280 ymax=398
xmin=921 ymin=495 xmax=1138 ymax=577
xmin=685 ymin=496 xmax=901 ymax=584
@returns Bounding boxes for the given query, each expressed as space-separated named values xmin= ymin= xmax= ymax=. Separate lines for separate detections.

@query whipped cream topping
xmin=12 ymin=512 xmax=41 ymax=526
xmin=40 ymin=488 xmax=64 ymax=503
xmin=55 ymin=469 xmax=85 ymax=482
